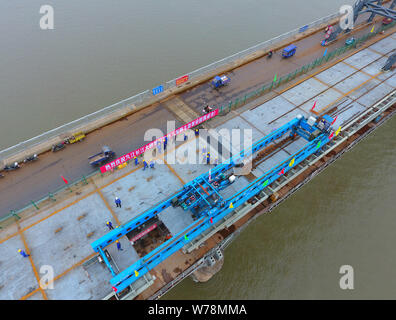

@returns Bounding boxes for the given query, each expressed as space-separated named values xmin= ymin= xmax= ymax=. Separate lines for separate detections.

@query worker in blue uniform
xmin=143 ymin=160 xmax=148 ymax=170
xmin=18 ymin=249 xmax=29 ymax=258
xmin=116 ymin=240 xmax=123 ymax=251
xmin=115 ymin=197 xmax=122 ymax=208
xmin=106 ymin=221 xmax=114 ymax=230
xmin=134 ymin=156 xmax=139 ymax=166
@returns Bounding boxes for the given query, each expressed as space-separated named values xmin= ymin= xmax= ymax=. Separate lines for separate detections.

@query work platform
xmin=0 ymin=30 xmax=395 ymax=300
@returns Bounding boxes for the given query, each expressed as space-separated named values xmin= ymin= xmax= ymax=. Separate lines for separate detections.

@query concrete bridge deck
xmin=0 ymin=29 xmax=395 ymax=299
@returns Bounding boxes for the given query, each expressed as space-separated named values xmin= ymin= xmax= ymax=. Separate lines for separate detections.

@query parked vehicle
xmin=282 ymin=44 xmax=297 ymax=58
xmin=89 ymin=146 xmax=115 ymax=166
xmin=64 ymin=132 xmax=85 ymax=144
xmin=211 ymin=75 xmax=230 ymax=89
xmin=23 ymin=154 xmax=38 ymax=163
xmin=4 ymin=162 xmax=20 ymax=171
xmin=52 ymin=142 xmax=65 ymax=152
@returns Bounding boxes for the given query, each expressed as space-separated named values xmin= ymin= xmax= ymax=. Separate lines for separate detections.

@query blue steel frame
xmin=92 ymin=115 xmax=334 ymax=292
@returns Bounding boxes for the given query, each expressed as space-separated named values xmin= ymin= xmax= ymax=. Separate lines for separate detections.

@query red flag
xmin=61 ymin=175 xmax=68 ymax=185
xmin=112 ymin=286 xmax=118 ymax=292
xmin=329 ymin=131 xmax=334 ymax=140
xmin=331 ymin=115 xmax=338 ymax=125
xmin=210 ymin=217 xmax=213 ymax=224
xmin=311 ymin=101 xmax=317 ymax=111
xmin=278 ymin=168 xmax=285 ymax=175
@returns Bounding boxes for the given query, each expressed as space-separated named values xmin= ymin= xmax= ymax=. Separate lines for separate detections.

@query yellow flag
xmin=134 ymin=270 xmax=139 ymax=277
xmin=370 ymin=25 xmax=375 ymax=33
xmin=229 ymin=202 xmax=234 ymax=209
xmin=289 ymin=158 xmax=295 ymax=167
xmin=335 ymin=126 xmax=342 ymax=136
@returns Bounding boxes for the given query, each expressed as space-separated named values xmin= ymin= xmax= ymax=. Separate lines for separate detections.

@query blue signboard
xmin=299 ymin=25 xmax=308 ymax=33
xmin=152 ymin=85 xmax=164 ymax=95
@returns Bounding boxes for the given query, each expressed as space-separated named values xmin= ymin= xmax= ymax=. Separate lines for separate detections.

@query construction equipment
xmin=65 ymin=132 xmax=85 ymax=144
xmin=23 ymin=154 xmax=38 ymax=163
xmin=211 ymin=75 xmax=230 ymax=89
xmin=282 ymin=44 xmax=297 ymax=58
xmin=89 ymin=146 xmax=115 ymax=166
xmin=91 ymin=113 xmax=337 ymax=293
xmin=51 ymin=142 xmax=65 ymax=152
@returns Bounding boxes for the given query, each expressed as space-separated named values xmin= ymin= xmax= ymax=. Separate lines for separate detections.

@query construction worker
xmin=115 ymin=197 xmax=122 ymax=208
xmin=164 ymin=137 xmax=168 ymax=151
xmin=156 ymin=140 xmax=162 ymax=154
xmin=149 ymin=159 xmax=155 ymax=169
xmin=18 ymin=249 xmax=29 ymax=258
xmin=143 ymin=159 xmax=148 ymax=170
xmin=183 ymin=133 xmax=188 ymax=141
xmin=134 ymin=156 xmax=139 ymax=166
xmin=116 ymin=240 xmax=123 ymax=251
xmin=194 ymin=128 xmax=199 ymax=137
xmin=106 ymin=221 xmax=114 ymax=230
xmin=206 ymin=152 xmax=210 ymax=165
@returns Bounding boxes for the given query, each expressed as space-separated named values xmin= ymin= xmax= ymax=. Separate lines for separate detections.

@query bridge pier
xmin=191 ymin=248 xmax=224 ymax=283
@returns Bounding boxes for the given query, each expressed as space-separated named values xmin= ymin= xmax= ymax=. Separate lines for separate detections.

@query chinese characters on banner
xmin=100 ymin=109 xmax=219 ymax=173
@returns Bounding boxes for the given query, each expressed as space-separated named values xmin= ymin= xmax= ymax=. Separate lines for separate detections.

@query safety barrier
xmin=1 ymin=18 xmax=394 ymax=231
xmin=0 ymin=12 xmax=341 ymax=165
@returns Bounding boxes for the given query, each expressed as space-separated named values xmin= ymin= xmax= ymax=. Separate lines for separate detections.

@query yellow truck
xmin=65 ymin=132 xmax=85 ymax=144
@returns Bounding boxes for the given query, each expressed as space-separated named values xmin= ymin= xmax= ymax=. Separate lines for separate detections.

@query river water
xmin=2 ymin=1 xmax=396 ymax=299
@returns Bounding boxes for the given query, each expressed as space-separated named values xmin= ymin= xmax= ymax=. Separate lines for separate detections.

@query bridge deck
xmin=0 ymin=28 xmax=395 ymax=300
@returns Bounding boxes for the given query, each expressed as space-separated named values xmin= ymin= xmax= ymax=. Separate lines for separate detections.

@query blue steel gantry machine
xmin=91 ymin=113 xmax=337 ymax=294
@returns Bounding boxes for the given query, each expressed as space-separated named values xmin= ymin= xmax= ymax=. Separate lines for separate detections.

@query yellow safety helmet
xmin=18 ymin=249 xmax=22 ymax=253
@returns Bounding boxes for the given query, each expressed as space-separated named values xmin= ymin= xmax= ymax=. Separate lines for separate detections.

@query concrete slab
xmin=357 ymin=82 xmax=395 ymax=107
xmin=283 ymin=137 xmax=308 ymax=156
xmin=252 ymin=149 xmax=290 ymax=178
xmin=332 ymin=103 xmax=367 ymax=128
xmin=46 ymin=263 xmax=112 ymax=300
xmin=280 ymin=78 xmax=329 ymax=106
xmin=215 ymin=115 xmax=265 ymax=145
xmin=0 ymin=235 xmax=38 ymax=299
xmin=361 ymin=56 xmax=393 ymax=81
xmin=158 ymin=206 xmax=195 ymax=236
xmin=169 ymin=136 xmax=219 ymax=183
xmin=333 ymin=71 xmax=373 ymax=98
xmin=315 ymin=62 xmax=356 ymax=86
xmin=217 ymin=175 xmax=250 ymax=200
xmin=343 ymin=47 xmax=382 ymax=69
xmin=263 ymin=108 xmax=309 ymax=137
xmin=106 ymin=236 xmax=140 ymax=271
xmin=23 ymin=193 xmax=111 ymax=277
xmin=299 ymin=88 xmax=343 ymax=114
xmin=240 ymin=95 xmax=298 ymax=136
xmin=101 ymin=163 xmax=183 ymax=225
xmin=26 ymin=290 xmax=45 ymax=300
xmin=385 ymin=74 xmax=396 ymax=88
xmin=368 ymin=36 xmax=396 ymax=56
